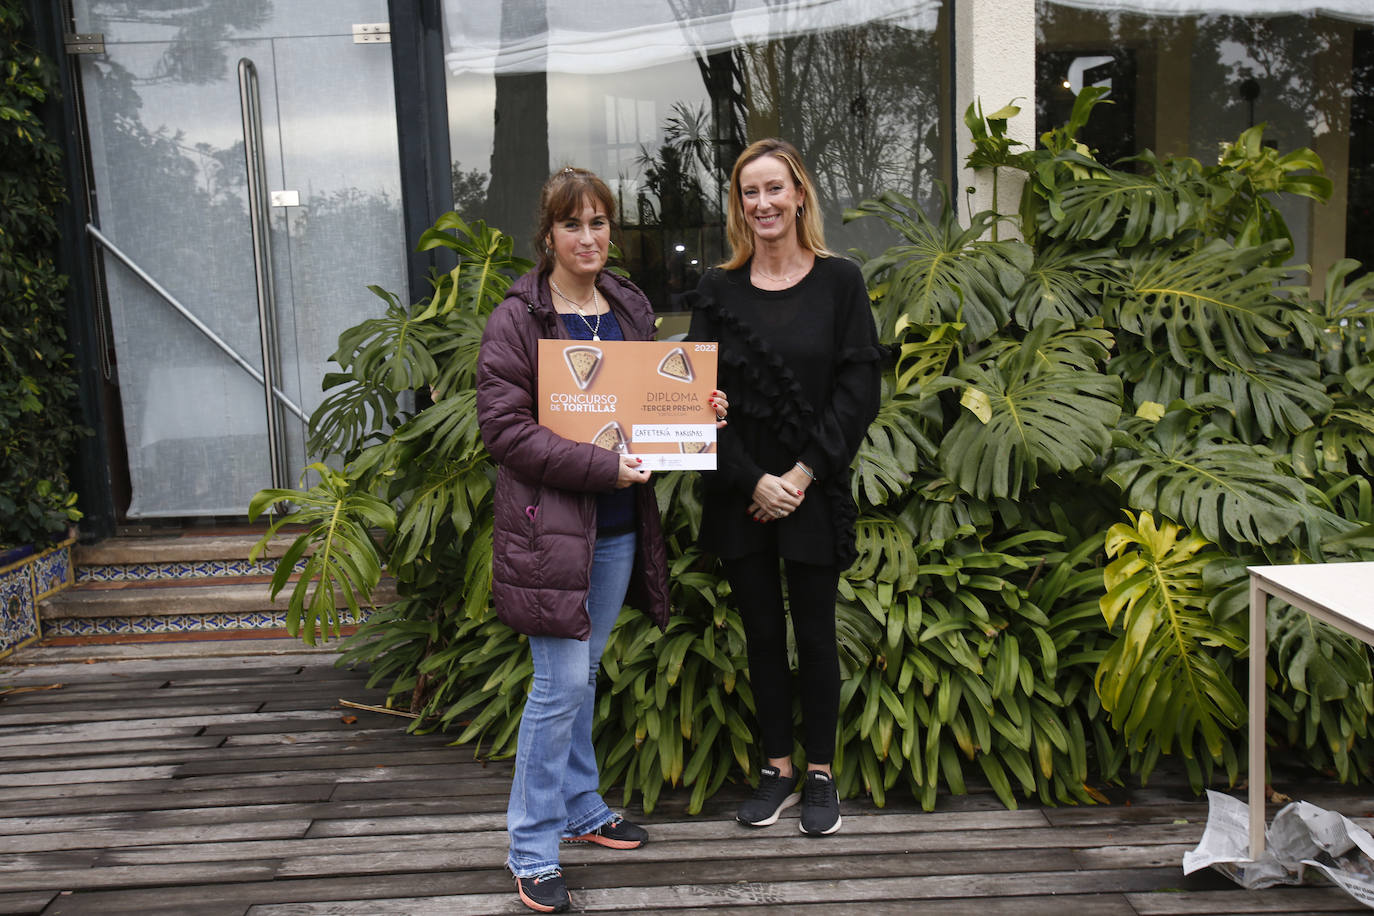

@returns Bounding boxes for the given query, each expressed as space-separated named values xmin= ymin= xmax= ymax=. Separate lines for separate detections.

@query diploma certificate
xmin=537 ymin=339 xmax=719 ymax=471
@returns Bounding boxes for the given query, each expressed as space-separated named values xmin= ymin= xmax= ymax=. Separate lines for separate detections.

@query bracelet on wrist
xmin=794 ymin=461 xmax=816 ymax=480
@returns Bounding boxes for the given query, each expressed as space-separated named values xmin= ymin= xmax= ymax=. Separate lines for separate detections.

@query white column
xmin=954 ymin=0 xmax=1037 ymax=234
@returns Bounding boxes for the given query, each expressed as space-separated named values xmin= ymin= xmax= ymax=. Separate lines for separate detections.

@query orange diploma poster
xmin=537 ymin=339 xmax=719 ymax=471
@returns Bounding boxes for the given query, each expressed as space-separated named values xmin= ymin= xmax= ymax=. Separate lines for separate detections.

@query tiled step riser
xmin=76 ymin=557 xmax=292 ymax=584
xmin=44 ymin=610 xmax=297 ymax=639
xmin=39 ymin=535 xmax=392 ymax=641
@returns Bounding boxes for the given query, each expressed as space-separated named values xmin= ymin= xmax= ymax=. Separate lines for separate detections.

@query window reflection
xmin=1037 ymin=1 xmax=1374 ymax=278
xmin=442 ymin=0 xmax=949 ymax=311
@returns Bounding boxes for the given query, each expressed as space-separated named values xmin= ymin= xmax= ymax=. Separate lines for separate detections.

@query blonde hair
xmin=534 ymin=167 xmax=617 ymax=272
xmin=720 ymin=138 xmax=832 ymax=270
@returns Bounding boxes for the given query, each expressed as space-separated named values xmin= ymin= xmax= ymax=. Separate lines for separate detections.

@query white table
xmin=1247 ymin=562 xmax=1374 ymax=858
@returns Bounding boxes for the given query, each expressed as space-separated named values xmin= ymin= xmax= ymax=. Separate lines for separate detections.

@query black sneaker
xmin=736 ymin=765 xmax=800 ymax=827
xmin=515 ymin=868 xmax=570 ymax=913
xmin=799 ymin=770 xmax=842 ymax=836
xmin=567 ymin=813 xmax=648 ymax=849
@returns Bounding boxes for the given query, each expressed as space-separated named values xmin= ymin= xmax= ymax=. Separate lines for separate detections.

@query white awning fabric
xmin=443 ymin=0 xmax=943 ymax=76
xmin=1046 ymin=0 xmax=1374 ymax=24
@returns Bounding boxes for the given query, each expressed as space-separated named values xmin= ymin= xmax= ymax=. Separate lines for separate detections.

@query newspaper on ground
xmin=1183 ymin=789 xmax=1374 ymax=909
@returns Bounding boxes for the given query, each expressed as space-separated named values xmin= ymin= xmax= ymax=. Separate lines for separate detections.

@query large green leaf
xmin=847 ymin=189 xmax=1031 ymax=342
xmin=1010 ymin=242 xmax=1113 ymax=329
xmin=1312 ymin=258 xmax=1374 ymax=374
xmin=247 ymin=463 xmax=396 ymax=645
xmin=1034 ymin=151 xmax=1206 ymax=246
xmin=1206 ymin=125 xmax=1332 ymax=252
xmin=853 ymin=370 xmax=940 ymax=509
xmin=1107 ymin=412 xmax=1308 ymax=548
xmin=1100 ymin=238 xmax=1294 ymax=372
xmin=1267 ymin=596 xmax=1374 ymax=782
xmin=1097 ymin=512 xmax=1246 ymax=769
xmin=415 ymin=213 xmax=531 ymax=319
xmin=306 ymin=371 xmax=400 ymax=460
xmin=1293 ymin=395 xmax=1374 ymax=477
xmin=1114 ymin=349 xmax=1329 ymax=441
xmin=937 ymin=321 xmax=1122 ymax=500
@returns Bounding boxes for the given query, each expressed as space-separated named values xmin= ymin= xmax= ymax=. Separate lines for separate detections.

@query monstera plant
xmin=253 ymin=92 xmax=1373 ymax=814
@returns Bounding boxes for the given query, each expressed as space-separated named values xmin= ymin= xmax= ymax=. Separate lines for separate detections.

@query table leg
xmin=1248 ymin=577 xmax=1266 ymax=859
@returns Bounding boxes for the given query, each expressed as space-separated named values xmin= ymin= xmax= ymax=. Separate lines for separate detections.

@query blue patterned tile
xmin=1 ymin=566 xmax=40 ymax=658
xmin=75 ymin=557 xmax=301 ymax=584
xmin=33 ymin=545 xmax=73 ymax=599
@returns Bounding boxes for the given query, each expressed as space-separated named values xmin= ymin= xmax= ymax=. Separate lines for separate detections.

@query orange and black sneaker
xmin=566 ymin=813 xmax=648 ymax=849
xmin=515 ymin=868 xmax=569 ymax=913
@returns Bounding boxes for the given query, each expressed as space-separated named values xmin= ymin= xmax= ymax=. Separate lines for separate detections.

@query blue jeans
xmin=506 ymin=530 xmax=636 ymax=877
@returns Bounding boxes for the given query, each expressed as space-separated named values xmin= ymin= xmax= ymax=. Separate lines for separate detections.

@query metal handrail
xmin=238 ymin=58 xmax=291 ymax=490
xmin=84 ymin=222 xmax=309 ymax=424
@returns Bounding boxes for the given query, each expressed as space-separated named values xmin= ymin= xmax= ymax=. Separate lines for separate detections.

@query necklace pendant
xmin=592 ymin=334 xmax=600 ymax=341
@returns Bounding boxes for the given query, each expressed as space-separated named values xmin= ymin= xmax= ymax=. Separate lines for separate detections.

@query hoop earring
xmin=797 ymin=205 xmax=804 ymax=217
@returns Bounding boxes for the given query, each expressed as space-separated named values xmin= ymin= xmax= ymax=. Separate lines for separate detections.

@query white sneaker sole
xmin=738 ymin=791 xmax=800 ymax=827
xmin=800 ymin=812 xmax=842 ymax=836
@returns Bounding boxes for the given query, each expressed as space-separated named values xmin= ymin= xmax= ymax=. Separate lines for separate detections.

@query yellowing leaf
xmin=1135 ymin=401 xmax=1166 ymax=421
xmin=960 ymin=387 xmax=993 ymax=424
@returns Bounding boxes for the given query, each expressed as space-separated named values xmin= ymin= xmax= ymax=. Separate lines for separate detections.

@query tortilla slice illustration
xmin=679 ymin=440 xmax=713 ymax=454
xmin=593 ymin=421 xmax=628 ymax=454
xmin=563 ymin=345 xmax=603 ymax=390
xmin=656 ymin=346 xmax=694 ymax=383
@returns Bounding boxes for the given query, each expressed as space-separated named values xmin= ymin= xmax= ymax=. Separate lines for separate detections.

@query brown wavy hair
xmin=720 ymin=138 xmax=832 ymax=270
xmin=534 ymin=167 xmax=617 ymax=272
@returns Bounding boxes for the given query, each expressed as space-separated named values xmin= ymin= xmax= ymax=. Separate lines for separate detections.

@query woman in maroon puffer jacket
xmin=476 ymin=167 xmax=726 ymax=914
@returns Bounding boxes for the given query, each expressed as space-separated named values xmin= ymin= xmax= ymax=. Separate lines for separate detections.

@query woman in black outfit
xmin=687 ymin=138 xmax=883 ymax=836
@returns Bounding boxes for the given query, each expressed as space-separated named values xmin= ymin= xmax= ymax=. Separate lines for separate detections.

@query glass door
xmin=73 ymin=1 xmax=407 ymax=518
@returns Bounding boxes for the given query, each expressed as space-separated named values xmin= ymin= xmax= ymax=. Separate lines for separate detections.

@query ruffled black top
xmin=687 ymin=256 xmax=884 ymax=568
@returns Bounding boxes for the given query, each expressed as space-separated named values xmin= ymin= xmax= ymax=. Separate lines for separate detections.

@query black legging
xmin=722 ymin=550 xmax=841 ymax=765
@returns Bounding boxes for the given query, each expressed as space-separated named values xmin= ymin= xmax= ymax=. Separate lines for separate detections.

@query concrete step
xmin=2 ymin=638 xmax=345 ymax=673
xmin=39 ymin=532 xmax=398 ymax=643
xmin=40 ymin=579 xmax=399 ymax=619
xmin=74 ymin=533 xmax=296 ymax=566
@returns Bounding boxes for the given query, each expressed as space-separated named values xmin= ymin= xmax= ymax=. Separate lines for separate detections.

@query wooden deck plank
xmin=1125 ymin=887 xmax=1371 ymax=913
xmin=244 ymin=896 xmax=1141 ymax=916
xmin=0 ymin=766 xmax=179 ymax=788
xmin=0 ymin=743 xmax=456 ymax=776
xmin=0 ymin=791 xmax=478 ymax=822
xmin=0 ymin=709 xmax=344 ymax=745
xmin=0 ymin=850 xmax=101 ymax=871
xmin=0 ymin=705 xmax=268 ymax=727
xmin=219 ymin=727 xmax=447 ymax=746
xmin=0 ymin=687 xmax=383 ymax=715
xmin=0 ymin=891 xmax=58 ymax=916
xmin=5 ymin=645 xmax=1371 ymax=916
xmin=0 ymin=735 xmax=225 ymax=762
xmin=171 ymin=747 xmax=464 ymax=776
xmin=0 ymin=860 xmax=281 ymax=893
xmin=0 ymin=819 xmax=311 ymax=855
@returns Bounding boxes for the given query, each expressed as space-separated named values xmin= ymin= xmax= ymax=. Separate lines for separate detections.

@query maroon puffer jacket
xmin=476 ymin=268 xmax=671 ymax=639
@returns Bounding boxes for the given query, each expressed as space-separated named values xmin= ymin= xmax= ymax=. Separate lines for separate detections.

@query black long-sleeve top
xmin=687 ymin=256 xmax=884 ymax=567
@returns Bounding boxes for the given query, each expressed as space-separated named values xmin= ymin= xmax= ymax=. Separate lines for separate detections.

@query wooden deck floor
xmin=1 ymin=641 xmax=1369 ymax=915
